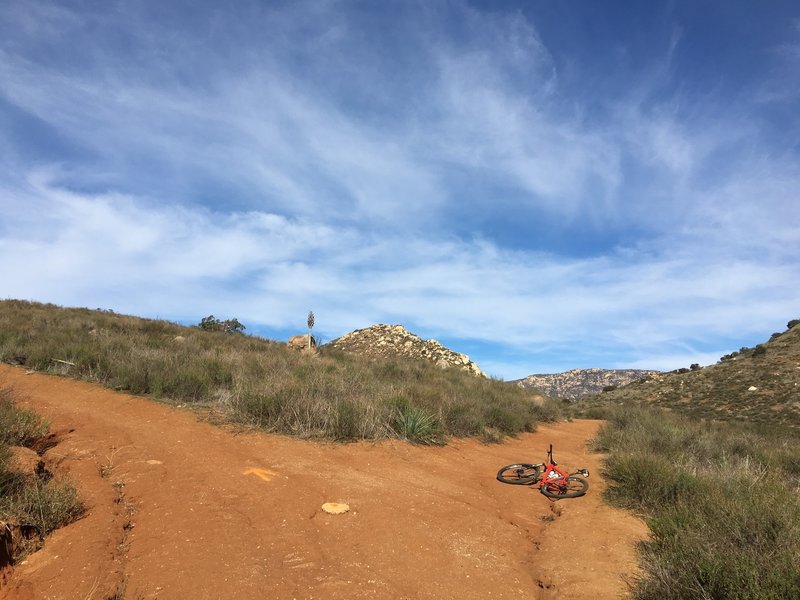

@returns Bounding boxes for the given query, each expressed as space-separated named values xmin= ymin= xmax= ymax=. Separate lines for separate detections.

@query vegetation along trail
xmin=0 ymin=365 xmax=646 ymax=599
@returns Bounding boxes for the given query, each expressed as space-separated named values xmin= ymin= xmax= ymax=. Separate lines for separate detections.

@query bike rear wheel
xmin=540 ymin=476 xmax=588 ymax=498
xmin=496 ymin=464 xmax=542 ymax=484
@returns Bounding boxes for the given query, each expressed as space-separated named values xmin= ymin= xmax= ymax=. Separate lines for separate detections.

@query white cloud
xmin=3 ymin=171 xmax=797 ymax=379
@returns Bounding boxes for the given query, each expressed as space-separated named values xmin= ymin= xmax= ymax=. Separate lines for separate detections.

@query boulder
xmin=288 ymin=334 xmax=316 ymax=351
xmin=7 ymin=446 xmax=41 ymax=476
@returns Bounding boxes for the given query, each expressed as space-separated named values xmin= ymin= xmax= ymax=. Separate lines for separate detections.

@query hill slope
xmin=582 ymin=321 xmax=800 ymax=429
xmin=515 ymin=368 xmax=660 ymax=399
xmin=0 ymin=300 xmax=555 ymax=443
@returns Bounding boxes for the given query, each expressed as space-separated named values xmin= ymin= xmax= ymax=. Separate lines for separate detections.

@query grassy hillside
xmin=0 ymin=300 xmax=562 ymax=443
xmin=578 ymin=321 xmax=800 ymax=430
xmin=582 ymin=321 xmax=800 ymax=599
xmin=594 ymin=406 xmax=800 ymax=599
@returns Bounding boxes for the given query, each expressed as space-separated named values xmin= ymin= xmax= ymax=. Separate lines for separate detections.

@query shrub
xmin=0 ymin=386 xmax=83 ymax=560
xmin=1 ymin=478 xmax=83 ymax=538
xmin=0 ymin=389 xmax=48 ymax=446
xmin=198 ymin=315 xmax=245 ymax=334
xmin=443 ymin=404 xmax=483 ymax=437
xmin=393 ymin=407 xmax=443 ymax=445
xmin=333 ymin=400 xmax=363 ymax=440
xmin=485 ymin=405 xmax=528 ymax=434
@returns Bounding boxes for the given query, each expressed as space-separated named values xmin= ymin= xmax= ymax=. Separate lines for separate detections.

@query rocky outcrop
xmin=514 ymin=368 xmax=660 ymax=400
xmin=323 ymin=324 xmax=486 ymax=377
xmin=288 ymin=334 xmax=317 ymax=352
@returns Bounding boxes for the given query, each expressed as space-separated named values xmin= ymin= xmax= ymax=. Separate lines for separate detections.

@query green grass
xmin=0 ymin=299 xmax=563 ymax=443
xmin=0 ymin=387 xmax=49 ymax=447
xmin=0 ymin=385 xmax=84 ymax=561
xmin=591 ymin=405 xmax=800 ymax=600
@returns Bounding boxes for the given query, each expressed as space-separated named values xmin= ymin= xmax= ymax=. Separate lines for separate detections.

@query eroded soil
xmin=0 ymin=365 xmax=647 ymax=599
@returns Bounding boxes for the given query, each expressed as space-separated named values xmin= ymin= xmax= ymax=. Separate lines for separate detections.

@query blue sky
xmin=1 ymin=1 xmax=798 ymax=379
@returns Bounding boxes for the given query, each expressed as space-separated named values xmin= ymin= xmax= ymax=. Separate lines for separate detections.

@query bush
xmin=393 ymin=407 xmax=443 ymax=445
xmin=198 ymin=315 xmax=245 ymax=334
xmin=0 ymin=386 xmax=83 ymax=560
xmin=443 ymin=404 xmax=484 ymax=437
xmin=333 ymin=400 xmax=364 ymax=440
xmin=0 ymin=478 xmax=83 ymax=537
xmin=602 ymin=453 xmax=706 ymax=509
xmin=0 ymin=388 xmax=48 ymax=446
xmin=485 ymin=405 xmax=528 ymax=434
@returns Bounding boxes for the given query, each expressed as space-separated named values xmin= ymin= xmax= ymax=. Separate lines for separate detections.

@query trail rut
xmin=0 ymin=365 xmax=647 ymax=599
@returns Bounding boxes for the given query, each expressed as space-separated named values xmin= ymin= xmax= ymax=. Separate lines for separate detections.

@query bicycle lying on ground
xmin=496 ymin=444 xmax=590 ymax=498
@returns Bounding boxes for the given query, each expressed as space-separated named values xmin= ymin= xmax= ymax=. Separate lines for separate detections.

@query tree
xmin=198 ymin=315 xmax=245 ymax=334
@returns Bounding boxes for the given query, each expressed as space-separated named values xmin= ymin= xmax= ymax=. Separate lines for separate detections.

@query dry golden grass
xmin=0 ymin=385 xmax=83 ymax=561
xmin=0 ymin=300 xmax=563 ymax=443
xmin=593 ymin=405 xmax=800 ymax=599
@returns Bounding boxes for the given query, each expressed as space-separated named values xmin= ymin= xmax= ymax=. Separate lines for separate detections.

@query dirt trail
xmin=0 ymin=365 xmax=647 ymax=599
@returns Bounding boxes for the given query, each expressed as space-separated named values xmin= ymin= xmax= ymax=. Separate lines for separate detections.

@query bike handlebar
xmin=547 ymin=444 xmax=557 ymax=466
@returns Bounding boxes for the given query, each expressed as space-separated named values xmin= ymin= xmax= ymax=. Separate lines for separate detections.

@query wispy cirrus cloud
xmin=2 ymin=167 xmax=796 ymax=377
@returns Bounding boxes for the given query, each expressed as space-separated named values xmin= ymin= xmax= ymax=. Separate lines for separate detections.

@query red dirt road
xmin=0 ymin=365 xmax=647 ymax=599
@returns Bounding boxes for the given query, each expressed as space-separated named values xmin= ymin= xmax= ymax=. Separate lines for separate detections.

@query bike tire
xmin=496 ymin=464 xmax=542 ymax=485
xmin=540 ymin=476 xmax=588 ymax=498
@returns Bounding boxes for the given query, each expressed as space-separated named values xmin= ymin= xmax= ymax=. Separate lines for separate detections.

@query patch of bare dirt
xmin=0 ymin=365 xmax=647 ymax=599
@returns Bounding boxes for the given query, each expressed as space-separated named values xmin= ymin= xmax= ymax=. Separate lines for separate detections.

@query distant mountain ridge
xmin=514 ymin=368 xmax=660 ymax=399
xmin=323 ymin=324 xmax=486 ymax=377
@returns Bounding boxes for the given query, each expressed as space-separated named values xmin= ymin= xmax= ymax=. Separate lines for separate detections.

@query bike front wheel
xmin=496 ymin=464 xmax=542 ymax=485
xmin=540 ymin=476 xmax=588 ymax=498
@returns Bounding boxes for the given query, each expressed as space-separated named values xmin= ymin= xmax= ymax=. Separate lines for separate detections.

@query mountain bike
xmin=496 ymin=444 xmax=589 ymax=498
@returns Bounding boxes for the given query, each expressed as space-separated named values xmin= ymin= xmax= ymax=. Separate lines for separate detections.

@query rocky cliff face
xmin=514 ymin=368 xmax=660 ymax=400
xmin=323 ymin=324 xmax=486 ymax=377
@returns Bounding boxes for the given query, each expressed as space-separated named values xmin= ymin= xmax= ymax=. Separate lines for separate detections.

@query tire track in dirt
xmin=0 ymin=365 xmax=647 ymax=599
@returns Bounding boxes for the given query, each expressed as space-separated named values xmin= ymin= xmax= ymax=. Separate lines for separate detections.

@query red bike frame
xmin=535 ymin=445 xmax=589 ymax=495
xmin=539 ymin=461 xmax=571 ymax=490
